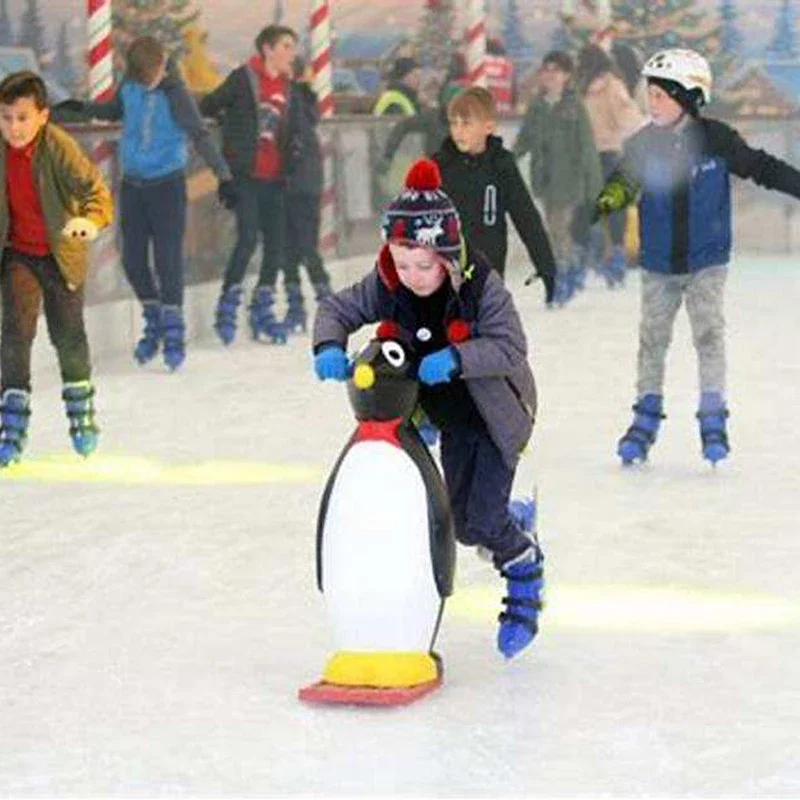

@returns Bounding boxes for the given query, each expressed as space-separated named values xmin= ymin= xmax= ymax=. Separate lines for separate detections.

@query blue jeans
xmin=440 ymin=423 xmax=529 ymax=565
xmin=121 ymin=172 xmax=187 ymax=307
xmin=223 ymin=177 xmax=287 ymax=290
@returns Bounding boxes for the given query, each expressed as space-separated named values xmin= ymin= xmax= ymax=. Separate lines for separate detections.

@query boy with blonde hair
xmin=433 ymin=86 xmax=555 ymax=302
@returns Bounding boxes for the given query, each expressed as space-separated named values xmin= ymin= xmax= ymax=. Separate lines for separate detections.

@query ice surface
xmin=1 ymin=255 xmax=799 ymax=796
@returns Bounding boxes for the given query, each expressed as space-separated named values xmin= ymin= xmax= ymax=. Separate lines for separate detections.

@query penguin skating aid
xmin=299 ymin=327 xmax=455 ymax=707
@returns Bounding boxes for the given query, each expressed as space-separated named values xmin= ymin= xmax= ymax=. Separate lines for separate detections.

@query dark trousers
xmin=285 ymin=191 xmax=330 ymax=287
xmin=223 ymin=177 xmax=286 ymax=291
xmin=600 ymin=151 xmax=626 ymax=247
xmin=0 ymin=250 xmax=91 ymax=393
xmin=440 ymin=423 xmax=529 ymax=566
xmin=121 ymin=173 xmax=187 ymax=307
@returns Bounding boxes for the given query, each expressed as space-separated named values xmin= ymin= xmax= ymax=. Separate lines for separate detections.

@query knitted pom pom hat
xmin=381 ymin=159 xmax=463 ymax=264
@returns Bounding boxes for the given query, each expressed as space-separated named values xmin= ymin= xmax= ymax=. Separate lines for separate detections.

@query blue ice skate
xmin=697 ymin=391 xmax=730 ymax=465
xmin=249 ymin=286 xmax=288 ymax=344
xmin=497 ymin=546 xmax=545 ymax=659
xmin=618 ymin=393 xmax=665 ymax=465
xmin=602 ymin=245 xmax=627 ymax=288
xmin=62 ymin=381 xmax=99 ymax=458
xmin=0 ymin=389 xmax=31 ymax=467
xmin=214 ymin=284 xmax=243 ymax=346
xmin=162 ymin=306 xmax=186 ymax=371
xmin=134 ymin=302 xmax=161 ymax=365
xmin=283 ymin=283 xmax=307 ymax=335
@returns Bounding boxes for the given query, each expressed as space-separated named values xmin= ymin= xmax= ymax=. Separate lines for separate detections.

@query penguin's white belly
xmin=322 ymin=440 xmax=441 ymax=651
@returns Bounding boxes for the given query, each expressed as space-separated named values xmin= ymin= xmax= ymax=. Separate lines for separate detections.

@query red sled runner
xmin=298 ymin=674 xmax=442 ymax=707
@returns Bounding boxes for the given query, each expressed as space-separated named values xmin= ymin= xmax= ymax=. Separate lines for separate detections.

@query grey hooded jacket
xmin=313 ymin=247 xmax=537 ymax=467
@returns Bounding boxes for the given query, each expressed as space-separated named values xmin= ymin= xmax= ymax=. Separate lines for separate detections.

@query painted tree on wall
xmin=765 ymin=0 xmax=798 ymax=61
xmin=53 ymin=21 xmax=78 ymax=92
xmin=719 ymin=0 xmax=744 ymax=56
xmin=416 ymin=0 xmax=457 ymax=78
xmin=113 ymin=0 xmax=200 ymax=57
xmin=17 ymin=0 xmax=48 ymax=63
xmin=502 ymin=0 xmax=535 ymax=72
xmin=0 ymin=0 xmax=14 ymax=47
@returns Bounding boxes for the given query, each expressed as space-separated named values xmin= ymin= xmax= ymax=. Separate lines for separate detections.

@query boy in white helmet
xmin=594 ymin=48 xmax=800 ymax=466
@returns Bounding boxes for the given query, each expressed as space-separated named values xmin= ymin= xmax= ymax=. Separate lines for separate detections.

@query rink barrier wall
xmin=11 ymin=114 xmax=800 ymax=378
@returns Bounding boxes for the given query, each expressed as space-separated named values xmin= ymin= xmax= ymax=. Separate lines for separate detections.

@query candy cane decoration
xmin=87 ymin=0 xmax=118 ymax=283
xmin=87 ymin=0 xmax=113 ymax=102
xmin=310 ymin=0 xmax=338 ymax=257
xmin=465 ymin=0 xmax=487 ymax=87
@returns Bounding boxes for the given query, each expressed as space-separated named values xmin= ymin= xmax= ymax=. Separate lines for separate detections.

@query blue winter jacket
xmin=602 ymin=117 xmax=800 ymax=274
xmin=76 ymin=61 xmax=231 ymax=184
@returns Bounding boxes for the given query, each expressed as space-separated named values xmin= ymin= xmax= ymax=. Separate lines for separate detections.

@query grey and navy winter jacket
xmin=434 ymin=135 xmax=556 ymax=281
xmin=199 ymin=63 xmax=306 ymax=180
xmin=76 ymin=61 xmax=232 ymax=184
xmin=313 ymin=244 xmax=537 ymax=467
xmin=599 ymin=117 xmax=800 ymax=274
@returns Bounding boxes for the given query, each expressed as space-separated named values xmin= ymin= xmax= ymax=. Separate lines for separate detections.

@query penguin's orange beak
xmin=353 ymin=363 xmax=375 ymax=390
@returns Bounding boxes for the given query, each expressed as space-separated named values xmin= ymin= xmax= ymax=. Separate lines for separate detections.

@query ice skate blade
xmin=298 ymin=675 xmax=442 ymax=707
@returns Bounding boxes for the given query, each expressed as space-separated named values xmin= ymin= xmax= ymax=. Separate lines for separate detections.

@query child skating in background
xmin=514 ymin=51 xmax=603 ymax=305
xmin=595 ymin=49 xmax=800 ymax=465
xmin=433 ymin=87 xmax=556 ymax=301
xmin=0 ymin=72 xmax=113 ymax=467
xmin=280 ymin=56 xmax=332 ymax=335
xmin=59 ymin=36 xmax=236 ymax=371
xmin=312 ymin=159 xmax=544 ymax=659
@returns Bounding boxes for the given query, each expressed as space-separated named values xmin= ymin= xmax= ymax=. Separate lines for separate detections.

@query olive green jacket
xmin=514 ymin=89 xmax=603 ymax=211
xmin=0 ymin=123 xmax=114 ymax=288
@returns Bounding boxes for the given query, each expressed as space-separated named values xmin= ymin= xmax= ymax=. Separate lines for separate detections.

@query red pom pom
xmin=376 ymin=320 xmax=401 ymax=340
xmin=405 ymin=159 xmax=442 ymax=191
xmin=447 ymin=319 xmax=471 ymax=344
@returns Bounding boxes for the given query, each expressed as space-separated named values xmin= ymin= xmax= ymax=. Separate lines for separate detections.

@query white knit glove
xmin=62 ymin=217 xmax=99 ymax=242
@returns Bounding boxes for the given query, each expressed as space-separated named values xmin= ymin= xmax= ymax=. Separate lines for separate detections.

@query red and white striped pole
xmin=87 ymin=0 xmax=113 ymax=102
xmin=310 ymin=0 xmax=338 ymax=258
xmin=87 ymin=0 xmax=117 ymax=278
xmin=465 ymin=0 xmax=487 ymax=87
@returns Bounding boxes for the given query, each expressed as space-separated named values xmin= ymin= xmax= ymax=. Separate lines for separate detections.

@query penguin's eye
xmin=381 ymin=341 xmax=406 ymax=368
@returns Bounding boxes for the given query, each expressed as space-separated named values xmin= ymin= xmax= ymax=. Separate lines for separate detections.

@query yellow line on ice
xmin=449 ymin=583 xmax=800 ymax=633
xmin=0 ymin=454 xmax=322 ymax=486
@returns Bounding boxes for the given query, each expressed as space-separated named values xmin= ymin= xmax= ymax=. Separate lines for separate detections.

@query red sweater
xmin=249 ymin=55 xmax=288 ymax=180
xmin=6 ymin=140 xmax=50 ymax=257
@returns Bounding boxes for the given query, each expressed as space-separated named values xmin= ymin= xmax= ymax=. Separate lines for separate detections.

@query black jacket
xmin=434 ymin=135 xmax=555 ymax=280
xmin=199 ymin=63 xmax=305 ymax=180
xmin=287 ymin=83 xmax=323 ymax=196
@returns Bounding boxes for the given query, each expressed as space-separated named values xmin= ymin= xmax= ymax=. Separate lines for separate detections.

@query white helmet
xmin=642 ymin=48 xmax=712 ymax=105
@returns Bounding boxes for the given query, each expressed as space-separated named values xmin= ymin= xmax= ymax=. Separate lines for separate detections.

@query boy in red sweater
xmin=0 ymin=72 xmax=113 ymax=467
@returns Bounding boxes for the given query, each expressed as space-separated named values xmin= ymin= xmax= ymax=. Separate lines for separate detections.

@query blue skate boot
xmin=551 ymin=270 xmax=573 ymax=307
xmin=497 ymin=545 xmax=545 ymax=659
xmin=496 ymin=495 xmax=544 ymax=659
xmin=603 ymin=245 xmax=627 ymax=288
xmin=617 ymin=393 xmax=665 ymax=465
xmin=62 ymin=381 xmax=99 ymax=458
xmin=134 ymin=302 xmax=161 ymax=365
xmin=249 ymin=286 xmax=287 ymax=344
xmin=0 ymin=388 xmax=31 ymax=467
xmin=283 ymin=283 xmax=307 ymax=335
xmin=566 ymin=246 xmax=588 ymax=296
xmin=697 ymin=391 xmax=730 ymax=465
xmin=214 ymin=284 xmax=243 ymax=346
xmin=161 ymin=306 xmax=186 ymax=371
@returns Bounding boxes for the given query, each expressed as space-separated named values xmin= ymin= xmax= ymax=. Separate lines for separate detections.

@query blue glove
xmin=314 ymin=345 xmax=350 ymax=381
xmin=418 ymin=347 xmax=460 ymax=385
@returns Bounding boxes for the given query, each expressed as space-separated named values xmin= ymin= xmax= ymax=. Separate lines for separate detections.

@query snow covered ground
xmin=1 ymin=254 xmax=799 ymax=796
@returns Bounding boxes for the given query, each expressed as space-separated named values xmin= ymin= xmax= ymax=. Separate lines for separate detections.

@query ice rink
xmin=1 ymin=254 xmax=799 ymax=796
